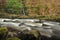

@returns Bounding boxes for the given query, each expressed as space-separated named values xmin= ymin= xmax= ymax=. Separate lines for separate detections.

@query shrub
xmin=5 ymin=0 xmax=23 ymax=14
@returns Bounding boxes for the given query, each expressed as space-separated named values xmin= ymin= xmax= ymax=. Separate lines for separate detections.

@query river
xmin=0 ymin=19 xmax=60 ymax=39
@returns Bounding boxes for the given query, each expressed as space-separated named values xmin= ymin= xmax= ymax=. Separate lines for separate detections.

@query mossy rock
xmin=18 ymin=30 xmax=41 ymax=40
xmin=0 ymin=27 xmax=8 ymax=34
xmin=7 ymin=37 xmax=21 ymax=40
xmin=28 ymin=30 xmax=41 ymax=38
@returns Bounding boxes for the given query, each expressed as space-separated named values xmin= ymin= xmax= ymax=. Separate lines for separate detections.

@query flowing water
xmin=0 ymin=19 xmax=60 ymax=40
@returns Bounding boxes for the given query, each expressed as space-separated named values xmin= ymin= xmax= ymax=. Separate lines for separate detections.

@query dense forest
xmin=0 ymin=0 xmax=60 ymax=20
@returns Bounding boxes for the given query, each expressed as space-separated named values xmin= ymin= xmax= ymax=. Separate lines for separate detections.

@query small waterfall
xmin=22 ymin=0 xmax=26 ymax=16
xmin=22 ymin=7 xmax=26 ymax=16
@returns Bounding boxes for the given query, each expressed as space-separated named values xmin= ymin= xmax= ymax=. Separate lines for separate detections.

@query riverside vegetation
xmin=0 ymin=0 xmax=60 ymax=20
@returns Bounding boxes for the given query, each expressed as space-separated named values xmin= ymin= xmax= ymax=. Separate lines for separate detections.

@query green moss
xmin=0 ymin=27 xmax=8 ymax=34
xmin=7 ymin=37 xmax=21 ymax=40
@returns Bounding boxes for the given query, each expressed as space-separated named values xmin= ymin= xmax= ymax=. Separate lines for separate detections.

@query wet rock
xmin=0 ymin=27 xmax=8 ymax=40
xmin=18 ymin=30 xmax=41 ymax=40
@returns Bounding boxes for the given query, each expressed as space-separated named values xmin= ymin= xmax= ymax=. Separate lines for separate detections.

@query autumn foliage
xmin=0 ymin=0 xmax=60 ymax=19
xmin=0 ymin=0 xmax=7 ymax=8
